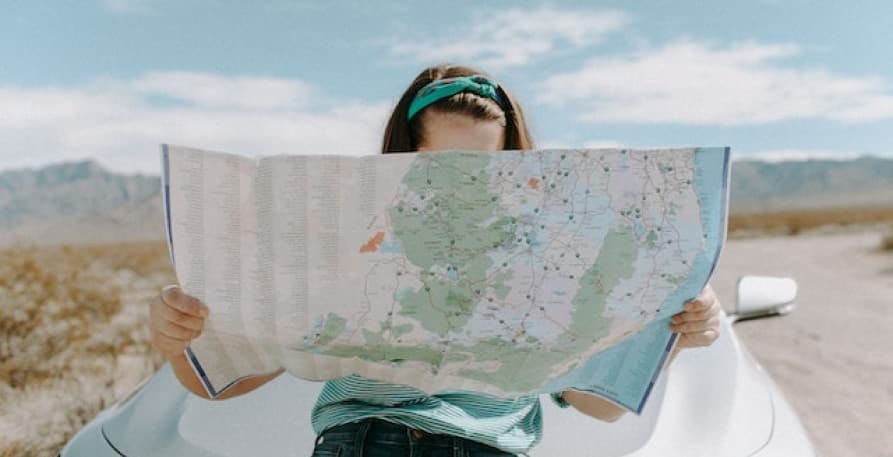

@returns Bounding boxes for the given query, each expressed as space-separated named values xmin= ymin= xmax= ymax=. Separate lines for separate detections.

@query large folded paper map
xmin=161 ymin=144 xmax=729 ymax=413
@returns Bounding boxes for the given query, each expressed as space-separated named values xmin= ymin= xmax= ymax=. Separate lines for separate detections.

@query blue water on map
xmin=394 ymin=287 xmax=413 ymax=301
xmin=379 ymin=242 xmax=402 ymax=254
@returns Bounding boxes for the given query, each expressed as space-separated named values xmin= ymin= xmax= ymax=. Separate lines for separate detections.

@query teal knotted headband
xmin=407 ymin=75 xmax=508 ymax=120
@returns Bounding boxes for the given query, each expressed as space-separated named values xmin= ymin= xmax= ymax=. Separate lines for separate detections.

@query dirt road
xmin=711 ymin=230 xmax=893 ymax=457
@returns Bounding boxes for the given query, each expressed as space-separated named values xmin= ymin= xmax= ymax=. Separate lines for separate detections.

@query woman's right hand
xmin=149 ymin=285 xmax=209 ymax=360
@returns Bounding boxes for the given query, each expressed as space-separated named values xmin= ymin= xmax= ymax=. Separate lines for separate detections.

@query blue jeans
xmin=310 ymin=418 xmax=519 ymax=457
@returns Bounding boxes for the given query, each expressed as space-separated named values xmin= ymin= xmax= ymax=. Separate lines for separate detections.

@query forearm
xmin=561 ymin=390 xmax=627 ymax=422
xmin=563 ymin=337 xmax=683 ymax=421
xmin=169 ymin=352 xmax=212 ymax=399
xmin=168 ymin=352 xmax=284 ymax=400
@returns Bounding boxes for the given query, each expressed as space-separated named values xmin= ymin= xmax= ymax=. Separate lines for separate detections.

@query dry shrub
xmin=0 ymin=241 xmax=174 ymax=456
xmin=0 ymin=446 xmax=22 ymax=457
xmin=729 ymin=206 xmax=893 ymax=237
xmin=79 ymin=241 xmax=173 ymax=277
xmin=881 ymin=233 xmax=893 ymax=252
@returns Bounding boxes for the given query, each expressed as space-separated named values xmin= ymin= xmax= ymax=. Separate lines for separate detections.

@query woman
xmin=149 ymin=64 xmax=722 ymax=456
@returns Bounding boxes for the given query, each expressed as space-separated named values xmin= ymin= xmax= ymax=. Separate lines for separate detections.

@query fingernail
xmin=162 ymin=285 xmax=180 ymax=301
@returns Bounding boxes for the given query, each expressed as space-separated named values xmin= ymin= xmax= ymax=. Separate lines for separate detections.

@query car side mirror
xmin=729 ymin=275 xmax=797 ymax=324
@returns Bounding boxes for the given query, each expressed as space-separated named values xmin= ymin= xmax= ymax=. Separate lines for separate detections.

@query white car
xmin=59 ymin=276 xmax=817 ymax=456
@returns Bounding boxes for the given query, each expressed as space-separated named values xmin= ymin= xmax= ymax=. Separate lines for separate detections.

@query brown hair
xmin=381 ymin=64 xmax=534 ymax=153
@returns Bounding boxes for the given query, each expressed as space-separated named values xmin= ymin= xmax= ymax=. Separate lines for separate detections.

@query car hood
xmin=101 ymin=314 xmax=773 ymax=456
xmin=535 ymin=315 xmax=775 ymax=456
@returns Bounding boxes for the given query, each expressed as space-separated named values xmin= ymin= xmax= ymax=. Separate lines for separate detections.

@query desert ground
xmin=711 ymin=229 xmax=893 ymax=457
xmin=1 ymin=228 xmax=891 ymax=456
xmin=0 ymin=243 xmax=172 ymax=457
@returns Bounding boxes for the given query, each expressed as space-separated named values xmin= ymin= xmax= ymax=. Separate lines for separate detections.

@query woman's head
xmin=381 ymin=64 xmax=534 ymax=154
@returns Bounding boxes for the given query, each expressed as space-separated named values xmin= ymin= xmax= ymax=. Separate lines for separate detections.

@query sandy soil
xmin=710 ymin=230 xmax=893 ymax=457
xmin=0 ymin=243 xmax=171 ymax=457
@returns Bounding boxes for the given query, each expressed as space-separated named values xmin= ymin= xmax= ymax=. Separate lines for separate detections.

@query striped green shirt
xmin=311 ymin=374 xmax=570 ymax=454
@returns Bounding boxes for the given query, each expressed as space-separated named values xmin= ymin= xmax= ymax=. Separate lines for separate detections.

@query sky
xmin=1 ymin=0 xmax=892 ymax=174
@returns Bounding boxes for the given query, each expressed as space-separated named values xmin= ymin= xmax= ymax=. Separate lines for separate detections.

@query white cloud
xmin=388 ymin=7 xmax=629 ymax=70
xmin=0 ymin=72 xmax=391 ymax=174
xmin=736 ymin=148 xmax=869 ymax=162
xmin=582 ymin=139 xmax=625 ymax=149
xmin=538 ymin=39 xmax=893 ymax=125
xmin=129 ymin=72 xmax=316 ymax=110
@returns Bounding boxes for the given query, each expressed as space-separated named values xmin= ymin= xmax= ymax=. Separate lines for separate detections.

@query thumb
xmin=161 ymin=285 xmax=209 ymax=317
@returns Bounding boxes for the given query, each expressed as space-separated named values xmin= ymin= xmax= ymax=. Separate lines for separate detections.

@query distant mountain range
xmin=0 ymin=160 xmax=159 ymax=227
xmin=730 ymin=157 xmax=893 ymax=213
xmin=0 ymin=160 xmax=162 ymax=246
xmin=1 ymin=156 xmax=891 ymax=246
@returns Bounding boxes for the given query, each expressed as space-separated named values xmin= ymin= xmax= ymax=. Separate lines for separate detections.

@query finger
xmin=158 ymin=321 xmax=199 ymax=341
xmin=168 ymin=318 xmax=203 ymax=339
xmin=686 ymin=329 xmax=719 ymax=347
xmin=684 ymin=289 xmax=716 ymax=312
xmin=150 ymin=318 xmax=190 ymax=352
xmin=159 ymin=304 xmax=205 ymax=331
xmin=671 ymin=315 xmax=720 ymax=334
xmin=161 ymin=285 xmax=209 ymax=318
xmin=672 ymin=300 xmax=720 ymax=324
xmin=673 ymin=310 xmax=707 ymax=324
xmin=671 ymin=314 xmax=719 ymax=332
xmin=684 ymin=297 xmax=708 ymax=312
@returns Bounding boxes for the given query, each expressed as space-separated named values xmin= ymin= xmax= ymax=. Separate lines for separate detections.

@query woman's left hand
xmin=670 ymin=283 xmax=721 ymax=349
